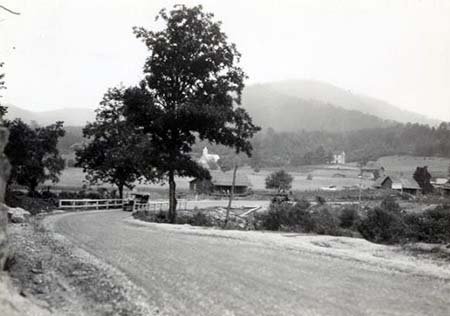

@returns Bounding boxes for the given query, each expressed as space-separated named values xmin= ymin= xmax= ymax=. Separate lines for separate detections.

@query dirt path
xmin=51 ymin=210 xmax=450 ymax=316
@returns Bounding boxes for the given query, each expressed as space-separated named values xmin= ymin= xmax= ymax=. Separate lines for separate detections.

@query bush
xmin=404 ymin=206 xmax=450 ymax=243
xmin=339 ymin=207 xmax=360 ymax=229
xmin=315 ymin=196 xmax=326 ymax=205
xmin=309 ymin=207 xmax=340 ymax=236
xmin=256 ymin=201 xmax=341 ymax=236
xmin=380 ymin=196 xmax=401 ymax=213
xmin=187 ymin=211 xmax=213 ymax=227
xmin=358 ymin=207 xmax=406 ymax=244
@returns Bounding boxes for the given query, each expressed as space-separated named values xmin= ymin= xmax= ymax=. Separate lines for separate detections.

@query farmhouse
xmin=331 ymin=151 xmax=346 ymax=165
xmin=189 ymin=170 xmax=251 ymax=195
xmin=374 ymin=175 xmax=421 ymax=195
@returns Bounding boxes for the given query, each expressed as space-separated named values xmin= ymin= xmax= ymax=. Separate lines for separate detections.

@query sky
xmin=1 ymin=0 xmax=450 ymax=121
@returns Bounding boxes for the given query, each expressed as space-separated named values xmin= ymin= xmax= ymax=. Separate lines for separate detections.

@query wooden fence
xmin=58 ymin=199 xmax=124 ymax=210
xmin=133 ymin=200 xmax=188 ymax=212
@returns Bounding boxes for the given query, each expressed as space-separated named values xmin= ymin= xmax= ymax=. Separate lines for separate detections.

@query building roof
xmin=374 ymin=175 xmax=420 ymax=190
xmin=210 ymin=170 xmax=251 ymax=187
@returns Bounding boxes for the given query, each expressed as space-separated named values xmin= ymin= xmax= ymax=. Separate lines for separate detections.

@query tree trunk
xmin=224 ymin=164 xmax=238 ymax=229
xmin=168 ymin=170 xmax=177 ymax=223
xmin=28 ymin=180 xmax=38 ymax=197
xmin=118 ymin=184 xmax=124 ymax=199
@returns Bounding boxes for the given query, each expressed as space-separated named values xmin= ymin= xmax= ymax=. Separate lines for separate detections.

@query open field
xmin=376 ymin=155 xmax=450 ymax=178
xmin=44 ymin=155 xmax=450 ymax=194
xmin=45 ymin=165 xmax=372 ymax=192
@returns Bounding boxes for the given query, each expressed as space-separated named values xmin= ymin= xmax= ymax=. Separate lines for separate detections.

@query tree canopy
xmin=76 ymin=87 xmax=158 ymax=198
xmin=265 ymin=170 xmax=294 ymax=192
xmin=4 ymin=119 xmax=65 ymax=195
xmin=413 ymin=166 xmax=433 ymax=194
xmin=123 ymin=5 xmax=260 ymax=222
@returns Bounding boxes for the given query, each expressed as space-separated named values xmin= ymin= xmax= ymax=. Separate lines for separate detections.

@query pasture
xmin=46 ymin=164 xmax=372 ymax=192
xmin=376 ymin=155 xmax=450 ymax=178
xmin=46 ymin=155 xmax=449 ymax=193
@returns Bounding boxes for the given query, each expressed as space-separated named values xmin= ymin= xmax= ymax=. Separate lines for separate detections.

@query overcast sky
xmin=1 ymin=0 xmax=450 ymax=120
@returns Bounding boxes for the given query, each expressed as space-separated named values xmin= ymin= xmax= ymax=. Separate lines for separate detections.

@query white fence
xmin=58 ymin=199 xmax=124 ymax=210
xmin=133 ymin=200 xmax=188 ymax=212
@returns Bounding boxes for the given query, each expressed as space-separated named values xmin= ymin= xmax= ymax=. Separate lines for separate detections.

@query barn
xmin=374 ymin=175 xmax=421 ymax=195
xmin=189 ymin=170 xmax=251 ymax=195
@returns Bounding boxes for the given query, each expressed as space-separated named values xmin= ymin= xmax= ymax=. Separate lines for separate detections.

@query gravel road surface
xmin=53 ymin=210 xmax=450 ymax=316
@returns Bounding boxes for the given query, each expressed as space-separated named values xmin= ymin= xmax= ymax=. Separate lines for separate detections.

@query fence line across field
xmin=58 ymin=198 xmax=125 ymax=210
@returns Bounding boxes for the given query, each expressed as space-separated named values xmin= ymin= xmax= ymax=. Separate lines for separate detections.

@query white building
xmin=198 ymin=147 xmax=220 ymax=168
xmin=331 ymin=151 xmax=346 ymax=165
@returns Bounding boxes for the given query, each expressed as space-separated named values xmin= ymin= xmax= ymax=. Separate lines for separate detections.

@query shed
xmin=374 ymin=175 xmax=421 ymax=195
xmin=189 ymin=170 xmax=251 ymax=195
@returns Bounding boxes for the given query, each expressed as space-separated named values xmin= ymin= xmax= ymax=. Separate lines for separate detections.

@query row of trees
xmin=76 ymin=5 xmax=260 ymax=222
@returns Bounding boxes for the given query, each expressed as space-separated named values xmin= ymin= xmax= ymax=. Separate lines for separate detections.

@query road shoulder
xmin=6 ymin=214 xmax=156 ymax=316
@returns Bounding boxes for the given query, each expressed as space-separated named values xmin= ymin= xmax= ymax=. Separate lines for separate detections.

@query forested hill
xmin=249 ymin=80 xmax=440 ymax=127
xmin=242 ymin=85 xmax=393 ymax=132
xmin=246 ymin=122 xmax=450 ymax=167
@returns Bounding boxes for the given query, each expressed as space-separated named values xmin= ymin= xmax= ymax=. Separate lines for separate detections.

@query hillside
xmin=242 ymin=85 xmax=393 ymax=132
xmin=4 ymin=79 xmax=439 ymax=134
xmin=4 ymin=104 xmax=95 ymax=126
xmin=259 ymin=80 xmax=439 ymax=126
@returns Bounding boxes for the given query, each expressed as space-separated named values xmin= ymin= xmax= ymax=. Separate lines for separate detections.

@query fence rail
xmin=133 ymin=200 xmax=188 ymax=212
xmin=58 ymin=199 xmax=124 ymax=210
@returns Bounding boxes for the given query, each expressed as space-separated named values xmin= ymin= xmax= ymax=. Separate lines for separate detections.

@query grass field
xmin=45 ymin=155 xmax=450 ymax=193
xmin=46 ymin=165 xmax=371 ymax=192
xmin=376 ymin=155 xmax=450 ymax=178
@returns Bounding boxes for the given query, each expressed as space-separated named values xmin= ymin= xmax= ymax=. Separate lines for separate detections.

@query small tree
xmin=5 ymin=119 xmax=65 ymax=195
xmin=265 ymin=170 xmax=293 ymax=192
xmin=76 ymin=87 xmax=158 ymax=198
xmin=413 ymin=166 xmax=433 ymax=194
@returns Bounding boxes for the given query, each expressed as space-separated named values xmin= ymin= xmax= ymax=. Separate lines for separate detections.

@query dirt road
xmin=52 ymin=210 xmax=450 ymax=316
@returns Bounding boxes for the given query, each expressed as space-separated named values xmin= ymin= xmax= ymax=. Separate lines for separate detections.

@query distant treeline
xmin=59 ymin=122 xmax=450 ymax=168
xmin=192 ymin=122 xmax=450 ymax=168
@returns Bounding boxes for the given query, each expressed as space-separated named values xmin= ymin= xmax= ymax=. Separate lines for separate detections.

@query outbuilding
xmin=374 ymin=175 xmax=421 ymax=195
xmin=189 ymin=170 xmax=251 ymax=195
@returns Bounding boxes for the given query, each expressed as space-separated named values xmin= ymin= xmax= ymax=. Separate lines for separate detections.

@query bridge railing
xmin=133 ymin=200 xmax=188 ymax=212
xmin=58 ymin=198 xmax=124 ymax=210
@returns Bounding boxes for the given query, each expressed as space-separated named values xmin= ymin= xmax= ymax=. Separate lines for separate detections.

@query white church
xmin=198 ymin=147 xmax=220 ymax=168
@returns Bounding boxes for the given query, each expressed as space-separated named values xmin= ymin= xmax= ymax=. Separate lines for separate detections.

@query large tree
xmin=4 ymin=119 xmax=65 ymax=195
xmin=124 ymin=5 xmax=260 ymax=222
xmin=76 ymin=87 xmax=157 ymax=198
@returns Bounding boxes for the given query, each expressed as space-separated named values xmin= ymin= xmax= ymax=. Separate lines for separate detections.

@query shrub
xmin=315 ymin=196 xmax=326 ymax=205
xmin=339 ymin=207 xmax=360 ymax=229
xmin=188 ymin=211 xmax=213 ymax=227
xmin=309 ymin=207 xmax=340 ymax=235
xmin=358 ymin=207 xmax=406 ymax=244
xmin=404 ymin=206 xmax=450 ymax=243
xmin=380 ymin=196 xmax=401 ymax=213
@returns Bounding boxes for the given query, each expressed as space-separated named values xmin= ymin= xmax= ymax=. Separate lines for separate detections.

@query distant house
xmin=189 ymin=170 xmax=251 ymax=195
xmin=331 ymin=151 xmax=346 ymax=165
xmin=373 ymin=175 xmax=421 ymax=195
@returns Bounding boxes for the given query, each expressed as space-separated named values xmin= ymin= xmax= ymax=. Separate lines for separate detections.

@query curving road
xmin=53 ymin=210 xmax=450 ymax=316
